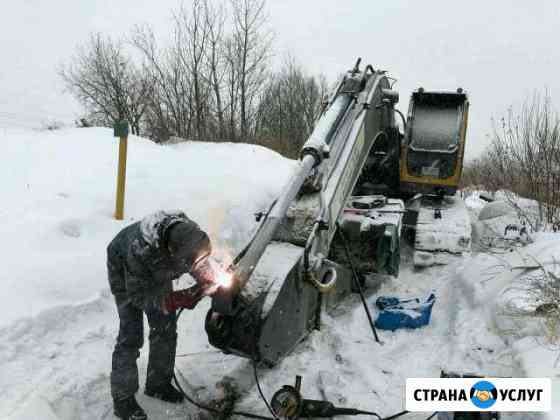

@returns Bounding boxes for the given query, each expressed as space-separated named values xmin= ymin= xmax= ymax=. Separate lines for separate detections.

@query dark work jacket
xmin=106 ymin=210 xmax=206 ymax=310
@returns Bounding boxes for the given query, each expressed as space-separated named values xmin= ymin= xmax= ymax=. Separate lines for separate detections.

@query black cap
xmin=166 ymin=222 xmax=211 ymax=270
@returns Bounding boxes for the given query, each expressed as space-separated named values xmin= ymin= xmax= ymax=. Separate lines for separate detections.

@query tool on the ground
xmin=268 ymin=375 xmax=449 ymax=420
xmin=269 ymin=375 xmax=405 ymax=420
xmin=205 ymin=58 xmax=471 ymax=366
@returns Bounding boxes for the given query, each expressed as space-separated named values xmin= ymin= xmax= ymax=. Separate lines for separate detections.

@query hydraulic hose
xmin=335 ymin=222 xmax=381 ymax=344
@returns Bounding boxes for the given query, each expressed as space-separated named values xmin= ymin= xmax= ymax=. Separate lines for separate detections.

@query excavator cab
xmin=400 ymin=89 xmax=469 ymax=196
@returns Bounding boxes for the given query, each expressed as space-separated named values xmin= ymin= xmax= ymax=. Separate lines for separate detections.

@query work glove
xmin=162 ymin=285 xmax=204 ymax=313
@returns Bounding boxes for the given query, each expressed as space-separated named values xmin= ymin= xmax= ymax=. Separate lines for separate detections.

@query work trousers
xmin=108 ymin=258 xmax=177 ymax=401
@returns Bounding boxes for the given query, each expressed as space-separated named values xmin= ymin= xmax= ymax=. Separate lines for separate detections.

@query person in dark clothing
xmin=107 ymin=210 xmax=220 ymax=420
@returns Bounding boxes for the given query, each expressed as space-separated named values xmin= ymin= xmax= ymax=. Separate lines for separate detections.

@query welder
xmin=106 ymin=210 xmax=223 ymax=420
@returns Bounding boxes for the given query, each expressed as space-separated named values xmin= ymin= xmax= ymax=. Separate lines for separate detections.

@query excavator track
xmin=408 ymin=195 xmax=471 ymax=267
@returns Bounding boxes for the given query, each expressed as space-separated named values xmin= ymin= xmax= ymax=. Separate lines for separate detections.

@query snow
xmin=464 ymin=191 xmax=487 ymax=213
xmin=478 ymin=200 xmax=515 ymax=221
xmin=413 ymin=196 xmax=472 ymax=266
xmin=140 ymin=210 xmax=189 ymax=248
xmin=6 ymin=396 xmax=61 ymax=420
xmin=240 ymin=241 xmax=303 ymax=316
xmin=1 ymin=130 xmax=558 ymax=419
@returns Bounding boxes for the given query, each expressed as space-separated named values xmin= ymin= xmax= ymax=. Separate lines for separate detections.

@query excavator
xmin=205 ymin=59 xmax=470 ymax=366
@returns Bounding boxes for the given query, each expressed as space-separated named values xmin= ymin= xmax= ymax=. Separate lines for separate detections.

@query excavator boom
xmin=205 ymin=60 xmax=471 ymax=365
xmin=206 ymin=61 xmax=403 ymax=365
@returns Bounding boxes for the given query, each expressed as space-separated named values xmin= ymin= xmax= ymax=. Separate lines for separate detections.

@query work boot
xmin=144 ymin=382 xmax=184 ymax=403
xmin=113 ymin=396 xmax=147 ymax=420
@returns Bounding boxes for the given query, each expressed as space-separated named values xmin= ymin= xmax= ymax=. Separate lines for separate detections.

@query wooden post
xmin=114 ymin=121 xmax=129 ymax=220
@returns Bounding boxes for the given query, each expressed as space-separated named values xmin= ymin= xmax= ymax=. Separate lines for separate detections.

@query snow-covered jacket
xmin=106 ymin=210 xmax=210 ymax=310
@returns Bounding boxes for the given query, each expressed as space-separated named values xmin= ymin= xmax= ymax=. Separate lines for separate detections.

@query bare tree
xmin=174 ymin=1 xmax=212 ymax=141
xmin=255 ymin=56 xmax=324 ymax=157
xmin=223 ymin=36 xmax=240 ymax=141
xmin=60 ymin=33 xmax=152 ymax=135
xmin=203 ymin=0 xmax=227 ymax=140
xmin=132 ymin=1 xmax=227 ymax=142
xmin=229 ymin=0 xmax=273 ymax=141
xmin=465 ymin=92 xmax=560 ymax=231
xmin=131 ymin=24 xmax=194 ymax=141
xmin=62 ymin=0 xmax=330 ymax=158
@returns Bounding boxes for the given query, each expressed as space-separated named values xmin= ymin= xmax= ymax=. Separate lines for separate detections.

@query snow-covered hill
xmin=1 ymin=129 xmax=558 ymax=419
xmin=0 ymin=128 xmax=294 ymax=327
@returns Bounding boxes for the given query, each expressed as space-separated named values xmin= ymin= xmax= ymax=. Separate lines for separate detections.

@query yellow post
xmin=114 ymin=121 xmax=129 ymax=220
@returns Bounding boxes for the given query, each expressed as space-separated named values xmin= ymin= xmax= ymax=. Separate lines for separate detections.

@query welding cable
xmin=380 ymin=410 xmax=409 ymax=420
xmin=334 ymin=222 xmax=381 ymax=344
xmin=250 ymin=356 xmax=408 ymax=420
xmin=382 ymin=409 xmax=439 ymax=419
xmin=252 ymin=358 xmax=280 ymax=420
xmin=172 ymin=371 xmax=274 ymax=420
xmin=173 ymin=309 xmax=275 ymax=420
xmin=249 ymin=303 xmax=281 ymax=420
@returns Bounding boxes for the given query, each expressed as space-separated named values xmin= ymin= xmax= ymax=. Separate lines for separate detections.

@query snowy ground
xmin=0 ymin=129 xmax=558 ymax=419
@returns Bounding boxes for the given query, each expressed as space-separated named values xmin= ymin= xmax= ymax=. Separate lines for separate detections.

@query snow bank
xmin=458 ymin=236 xmax=560 ymax=419
xmin=464 ymin=190 xmax=488 ymax=215
xmin=0 ymin=127 xmax=295 ymax=418
xmin=478 ymin=200 xmax=515 ymax=221
xmin=0 ymin=128 xmax=294 ymax=327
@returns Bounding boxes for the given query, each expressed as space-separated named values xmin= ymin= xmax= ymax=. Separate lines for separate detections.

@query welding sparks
xmin=191 ymin=256 xmax=233 ymax=295
xmin=215 ymin=268 xmax=234 ymax=289
xmin=205 ymin=256 xmax=234 ymax=290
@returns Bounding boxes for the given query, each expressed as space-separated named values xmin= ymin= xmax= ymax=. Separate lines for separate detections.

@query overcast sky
xmin=1 ymin=0 xmax=559 ymax=158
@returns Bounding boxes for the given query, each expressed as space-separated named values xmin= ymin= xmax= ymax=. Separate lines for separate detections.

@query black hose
xmin=342 ymin=408 xmax=382 ymax=419
xmin=174 ymin=309 xmax=275 ymax=420
xmin=381 ymin=410 xmax=409 ymax=420
xmin=394 ymin=109 xmax=406 ymax=133
xmin=335 ymin=222 xmax=381 ymax=344
xmin=252 ymin=358 xmax=279 ymax=419
xmin=173 ymin=371 xmax=273 ymax=420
